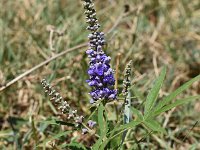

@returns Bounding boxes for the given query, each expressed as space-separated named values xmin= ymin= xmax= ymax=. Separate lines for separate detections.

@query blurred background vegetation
xmin=0 ymin=0 xmax=200 ymax=149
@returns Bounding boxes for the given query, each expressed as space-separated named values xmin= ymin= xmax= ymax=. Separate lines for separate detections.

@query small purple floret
xmin=82 ymin=128 xmax=88 ymax=134
xmin=87 ymin=120 xmax=97 ymax=128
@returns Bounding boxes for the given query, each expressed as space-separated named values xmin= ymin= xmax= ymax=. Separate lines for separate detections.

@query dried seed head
xmin=58 ymin=101 xmax=70 ymax=114
xmin=41 ymin=79 xmax=84 ymax=125
xmin=122 ymin=60 xmax=132 ymax=96
xmin=75 ymin=116 xmax=84 ymax=123
xmin=41 ymin=79 xmax=63 ymax=104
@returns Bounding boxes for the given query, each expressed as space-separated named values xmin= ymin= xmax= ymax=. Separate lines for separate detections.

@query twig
xmin=46 ymin=25 xmax=64 ymax=52
xmin=183 ymin=121 xmax=199 ymax=142
xmin=0 ymin=43 xmax=87 ymax=92
xmin=48 ymin=25 xmax=55 ymax=51
xmin=163 ymin=107 xmax=176 ymax=128
xmin=115 ymin=53 xmax=121 ymax=90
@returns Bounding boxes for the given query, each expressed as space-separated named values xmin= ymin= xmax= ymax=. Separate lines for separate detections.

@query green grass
xmin=0 ymin=0 xmax=200 ymax=149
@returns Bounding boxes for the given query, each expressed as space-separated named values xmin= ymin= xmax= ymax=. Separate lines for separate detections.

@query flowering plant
xmin=83 ymin=0 xmax=117 ymax=104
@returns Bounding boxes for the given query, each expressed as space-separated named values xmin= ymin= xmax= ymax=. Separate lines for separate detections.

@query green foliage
xmin=144 ymin=67 xmax=166 ymax=119
xmin=153 ymin=74 xmax=200 ymax=113
xmin=92 ymin=102 xmax=108 ymax=150
xmin=153 ymin=95 xmax=200 ymax=116
xmin=130 ymin=107 xmax=143 ymax=121
xmin=37 ymin=131 xmax=71 ymax=147
xmin=143 ymin=119 xmax=166 ymax=133
xmin=134 ymin=71 xmax=200 ymax=134
xmin=98 ymin=103 xmax=108 ymax=137
xmin=32 ymin=71 xmax=200 ymax=149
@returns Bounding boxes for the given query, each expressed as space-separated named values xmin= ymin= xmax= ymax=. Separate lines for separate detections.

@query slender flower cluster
xmin=41 ymin=79 xmax=84 ymax=127
xmin=83 ymin=0 xmax=117 ymax=104
xmin=122 ymin=60 xmax=132 ymax=97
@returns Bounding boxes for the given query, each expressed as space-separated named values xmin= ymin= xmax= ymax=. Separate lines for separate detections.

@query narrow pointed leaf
xmin=144 ymin=67 xmax=166 ymax=118
xmin=154 ymin=74 xmax=200 ymax=112
xmin=100 ymin=120 xmax=141 ymax=149
xmin=153 ymin=95 xmax=200 ymax=116
xmin=143 ymin=119 xmax=166 ymax=133
xmin=92 ymin=103 xmax=107 ymax=150
xmin=131 ymin=107 xmax=143 ymax=121
xmin=109 ymin=120 xmax=141 ymax=135
xmin=92 ymin=136 xmax=105 ymax=150
xmin=98 ymin=103 xmax=107 ymax=136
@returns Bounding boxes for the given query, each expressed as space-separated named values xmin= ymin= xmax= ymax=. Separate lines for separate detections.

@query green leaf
xmin=92 ymin=136 xmax=104 ymax=150
xmin=131 ymin=107 xmax=143 ymax=121
xmin=61 ymin=142 xmax=87 ymax=150
xmin=92 ymin=103 xmax=107 ymax=150
xmin=37 ymin=131 xmax=71 ymax=147
xmin=144 ymin=67 xmax=166 ymax=118
xmin=100 ymin=120 xmax=141 ymax=149
xmin=143 ymin=119 xmax=166 ymax=133
xmin=153 ymin=95 xmax=200 ymax=116
xmin=109 ymin=120 xmax=141 ymax=135
xmin=153 ymin=74 xmax=200 ymax=112
xmin=98 ymin=103 xmax=107 ymax=136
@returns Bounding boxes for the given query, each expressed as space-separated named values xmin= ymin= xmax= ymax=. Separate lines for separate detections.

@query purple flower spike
xmin=87 ymin=120 xmax=96 ymax=128
xmin=83 ymin=0 xmax=117 ymax=103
